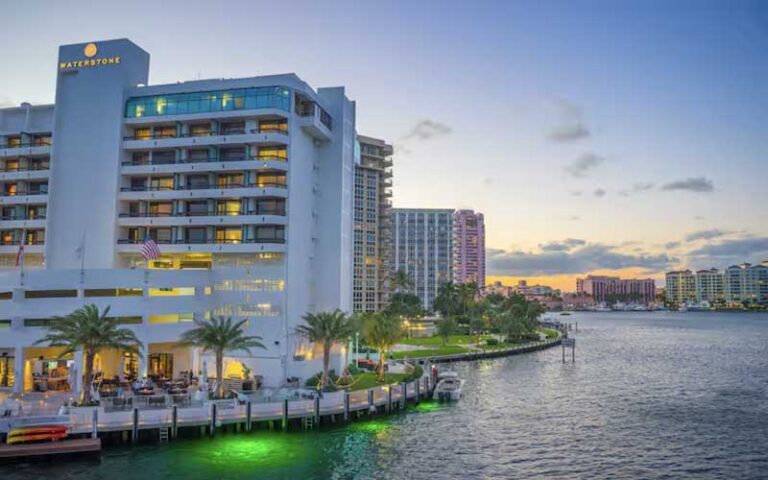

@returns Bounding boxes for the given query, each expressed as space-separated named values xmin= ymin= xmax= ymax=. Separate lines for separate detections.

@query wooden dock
xmin=0 ymin=438 xmax=101 ymax=459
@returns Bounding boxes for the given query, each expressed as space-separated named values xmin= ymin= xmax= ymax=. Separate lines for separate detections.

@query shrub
xmin=347 ymin=363 xmax=362 ymax=376
xmin=304 ymin=369 xmax=339 ymax=387
xmin=403 ymin=365 xmax=424 ymax=382
xmin=485 ymin=338 xmax=499 ymax=346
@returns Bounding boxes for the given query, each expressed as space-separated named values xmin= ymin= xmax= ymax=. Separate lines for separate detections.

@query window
xmin=254 ymin=226 xmax=285 ymax=243
xmin=133 ymin=128 xmax=151 ymax=140
xmin=259 ymin=119 xmax=288 ymax=133
xmin=256 ymin=172 xmax=286 ymax=188
xmin=6 ymin=137 xmax=21 ymax=147
xmin=125 ymin=86 xmax=291 ymax=118
xmin=4 ymin=160 xmax=19 ymax=172
xmin=257 ymin=146 xmax=287 ymax=160
xmin=220 ymin=147 xmax=245 ymax=161
xmin=186 ymin=175 xmax=208 ymax=189
xmin=256 ymin=198 xmax=285 ymax=215
xmin=186 ymin=227 xmax=207 ymax=243
xmin=155 ymin=126 xmax=176 ymax=139
xmin=217 ymin=173 xmax=244 ymax=188
xmin=150 ymin=177 xmax=174 ymax=191
xmin=189 ymin=124 xmax=211 ymax=137
xmin=220 ymin=121 xmax=245 ymax=135
xmin=187 ymin=149 xmax=210 ymax=162
xmin=149 ymin=202 xmax=172 ymax=217
xmin=217 ymin=200 xmax=242 ymax=216
xmin=186 ymin=201 xmax=209 ymax=216
xmin=215 ymin=228 xmax=242 ymax=244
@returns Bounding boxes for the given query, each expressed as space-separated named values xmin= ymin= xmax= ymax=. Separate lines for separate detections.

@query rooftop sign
xmin=59 ymin=43 xmax=121 ymax=71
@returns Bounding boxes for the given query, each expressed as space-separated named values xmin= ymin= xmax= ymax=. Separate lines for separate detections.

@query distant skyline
xmin=2 ymin=0 xmax=767 ymax=290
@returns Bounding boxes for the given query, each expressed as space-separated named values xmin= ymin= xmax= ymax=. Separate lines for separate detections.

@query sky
xmin=1 ymin=0 xmax=767 ymax=291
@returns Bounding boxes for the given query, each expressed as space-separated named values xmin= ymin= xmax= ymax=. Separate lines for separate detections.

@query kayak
xmin=9 ymin=425 xmax=69 ymax=438
xmin=7 ymin=431 xmax=69 ymax=444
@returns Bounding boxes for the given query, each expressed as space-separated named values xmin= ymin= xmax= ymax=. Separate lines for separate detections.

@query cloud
xmin=565 ymin=153 xmax=605 ymax=178
xmin=539 ymin=238 xmax=586 ymax=252
xmin=402 ymin=119 xmax=452 ymax=141
xmin=571 ymin=191 xmax=583 ymax=197
xmin=569 ymin=215 xmax=581 ymax=221
xmin=694 ymin=216 xmax=705 ymax=221
xmin=685 ymin=229 xmax=730 ymax=242
xmin=665 ymin=241 xmax=681 ymax=249
xmin=619 ymin=182 xmax=655 ymax=197
xmin=481 ymin=177 xmax=493 ymax=186
xmin=0 ymin=96 xmax=14 ymax=108
xmin=687 ymin=236 xmax=768 ymax=260
xmin=661 ymin=177 xmax=714 ymax=193
xmin=392 ymin=143 xmax=412 ymax=155
xmin=548 ymin=123 xmax=590 ymax=142
xmin=554 ymin=98 xmax=583 ymax=119
xmin=487 ymin=243 xmax=674 ymax=276
xmin=594 ymin=188 xmax=606 ymax=197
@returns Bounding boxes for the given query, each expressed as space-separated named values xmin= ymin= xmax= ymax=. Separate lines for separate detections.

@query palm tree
xmin=390 ymin=269 xmax=413 ymax=294
xmin=435 ymin=316 xmax=457 ymax=346
xmin=35 ymin=304 xmax=143 ymax=404
xmin=178 ymin=317 xmax=265 ymax=398
xmin=295 ymin=310 xmax=353 ymax=389
xmin=362 ymin=313 xmax=404 ymax=381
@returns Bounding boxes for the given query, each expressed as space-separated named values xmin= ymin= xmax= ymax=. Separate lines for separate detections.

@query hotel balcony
xmin=118 ymin=183 xmax=288 ymax=202
xmin=121 ymin=157 xmax=288 ymax=175
xmin=122 ymin=129 xmax=287 ymax=151
xmin=115 ymin=236 xmax=286 ymax=255
xmin=0 ymin=191 xmax=48 ymax=206
xmin=0 ymin=214 xmax=46 ymax=230
xmin=0 ymin=141 xmax=52 ymax=159
xmin=295 ymin=99 xmax=332 ymax=142
xmin=117 ymin=211 xmax=287 ymax=228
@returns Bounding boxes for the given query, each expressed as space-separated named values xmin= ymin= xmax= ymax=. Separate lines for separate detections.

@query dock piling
xmin=282 ymin=399 xmax=288 ymax=431
xmin=343 ymin=392 xmax=350 ymax=422
xmin=246 ymin=401 xmax=252 ymax=432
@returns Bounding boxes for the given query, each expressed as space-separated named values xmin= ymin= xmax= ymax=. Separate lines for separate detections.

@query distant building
xmin=487 ymin=280 xmax=560 ymax=303
xmin=695 ymin=268 xmax=724 ymax=304
xmin=577 ymin=275 xmax=656 ymax=305
xmin=352 ymin=135 xmax=393 ymax=313
xmin=665 ymin=270 xmax=697 ymax=305
xmin=453 ymin=210 xmax=485 ymax=287
xmin=665 ymin=262 xmax=768 ymax=307
xmin=391 ymin=208 xmax=454 ymax=311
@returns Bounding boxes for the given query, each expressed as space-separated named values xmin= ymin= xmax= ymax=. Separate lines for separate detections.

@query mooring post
xmin=387 ymin=386 xmax=392 ymax=412
xmin=132 ymin=407 xmax=139 ymax=444
xmin=562 ymin=343 xmax=566 ymax=363
xmin=282 ymin=398 xmax=289 ymax=431
xmin=572 ymin=342 xmax=576 ymax=363
xmin=401 ymin=383 xmax=407 ymax=410
xmin=343 ymin=392 xmax=350 ymax=422
xmin=91 ymin=408 xmax=98 ymax=439
xmin=367 ymin=388 xmax=374 ymax=414
xmin=172 ymin=405 xmax=178 ymax=439
xmin=314 ymin=395 xmax=320 ymax=425
xmin=415 ymin=378 xmax=421 ymax=403
xmin=210 ymin=403 xmax=217 ymax=437
xmin=246 ymin=401 xmax=252 ymax=432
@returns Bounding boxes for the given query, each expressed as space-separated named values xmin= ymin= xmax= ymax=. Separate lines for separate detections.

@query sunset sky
xmin=2 ymin=1 xmax=767 ymax=291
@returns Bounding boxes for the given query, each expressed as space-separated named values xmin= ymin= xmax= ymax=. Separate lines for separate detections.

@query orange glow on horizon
xmin=487 ymin=267 xmax=664 ymax=292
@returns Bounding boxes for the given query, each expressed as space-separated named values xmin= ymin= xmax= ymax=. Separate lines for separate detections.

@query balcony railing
xmin=117 ymin=237 xmax=285 ymax=245
xmin=0 ymin=239 xmax=44 ymax=246
xmin=0 ymin=214 xmax=47 ymax=221
xmin=118 ymin=208 xmax=286 ymax=218
xmin=1 ymin=140 xmax=52 ymax=148
xmin=123 ymin=128 xmax=288 ymax=141
xmin=120 ymin=182 xmax=286 ymax=192
xmin=121 ymin=155 xmax=286 ymax=167
xmin=2 ymin=189 xmax=48 ymax=197
xmin=0 ymin=165 xmax=50 ymax=173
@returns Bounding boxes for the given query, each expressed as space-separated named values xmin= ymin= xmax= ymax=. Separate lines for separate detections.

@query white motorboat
xmin=432 ymin=371 xmax=465 ymax=401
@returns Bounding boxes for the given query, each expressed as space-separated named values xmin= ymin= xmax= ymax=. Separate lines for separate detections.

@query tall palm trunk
xmin=322 ymin=343 xmax=331 ymax=388
xmin=215 ymin=350 xmax=224 ymax=398
xmin=83 ymin=351 xmax=95 ymax=403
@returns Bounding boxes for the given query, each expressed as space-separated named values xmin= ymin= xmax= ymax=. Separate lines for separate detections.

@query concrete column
xmin=12 ymin=344 xmax=24 ymax=394
xmin=137 ymin=348 xmax=147 ymax=379
xmin=73 ymin=350 xmax=84 ymax=396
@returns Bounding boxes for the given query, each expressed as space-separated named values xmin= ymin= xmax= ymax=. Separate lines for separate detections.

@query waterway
xmin=3 ymin=312 xmax=767 ymax=479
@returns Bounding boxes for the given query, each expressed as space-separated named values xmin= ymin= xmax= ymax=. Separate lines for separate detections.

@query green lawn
xmin=398 ymin=335 xmax=491 ymax=346
xmin=391 ymin=345 xmax=469 ymax=359
xmin=346 ymin=372 xmax=410 ymax=391
xmin=539 ymin=328 xmax=559 ymax=339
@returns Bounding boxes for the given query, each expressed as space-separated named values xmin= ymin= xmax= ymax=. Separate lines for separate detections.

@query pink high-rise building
xmin=453 ymin=210 xmax=485 ymax=287
xmin=576 ymin=275 xmax=656 ymax=304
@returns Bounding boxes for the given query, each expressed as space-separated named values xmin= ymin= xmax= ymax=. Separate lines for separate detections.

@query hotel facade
xmin=0 ymin=39 xmax=357 ymax=393
xmin=666 ymin=262 xmax=768 ymax=307
xmin=352 ymin=136 xmax=393 ymax=313
xmin=576 ymin=275 xmax=656 ymax=305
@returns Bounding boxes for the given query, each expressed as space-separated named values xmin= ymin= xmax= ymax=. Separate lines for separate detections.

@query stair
xmin=302 ymin=416 xmax=315 ymax=430
xmin=159 ymin=427 xmax=170 ymax=443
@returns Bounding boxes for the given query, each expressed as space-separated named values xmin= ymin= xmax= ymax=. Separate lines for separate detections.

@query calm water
xmin=3 ymin=312 xmax=768 ymax=479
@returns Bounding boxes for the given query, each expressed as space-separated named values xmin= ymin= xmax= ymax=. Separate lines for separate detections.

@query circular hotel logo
xmin=84 ymin=43 xmax=98 ymax=58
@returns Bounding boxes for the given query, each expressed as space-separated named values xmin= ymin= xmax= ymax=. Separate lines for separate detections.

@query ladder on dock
xmin=159 ymin=427 xmax=170 ymax=443
xmin=302 ymin=416 xmax=315 ymax=430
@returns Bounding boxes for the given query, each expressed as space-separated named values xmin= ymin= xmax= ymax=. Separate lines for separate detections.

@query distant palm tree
xmin=35 ymin=304 xmax=143 ymax=404
xmin=391 ymin=269 xmax=413 ymax=294
xmin=179 ymin=317 xmax=265 ymax=398
xmin=362 ymin=313 xmax=404 ymax=381
xmin=296 ymin=310 xmax=353 ymax=389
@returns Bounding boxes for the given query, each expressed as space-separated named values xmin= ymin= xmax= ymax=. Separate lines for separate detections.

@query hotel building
xmin=576 ymin=275 xmax=656 ymax=305
xmin=452 ymin=209 xmax=485 ymax=287
xmin=0 ymin=39 xmax=357 ymax=394
xmin=352 ymin=136 xmax=393 ymax=312
xmin=664 ymin=270 xmax=697 ymax=306
xmin=695 ymin=268 xmax=724 ymax=304
xmin=391 ymin=208 xmax=453 ymax=311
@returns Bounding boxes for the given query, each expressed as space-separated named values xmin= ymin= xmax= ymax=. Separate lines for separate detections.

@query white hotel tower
xmin=0 ymin=39 xmax=356 ymax=393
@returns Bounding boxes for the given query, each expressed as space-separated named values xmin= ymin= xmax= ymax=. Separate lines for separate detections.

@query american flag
xmin=140 ymin=235 xmax=161 ymax=260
